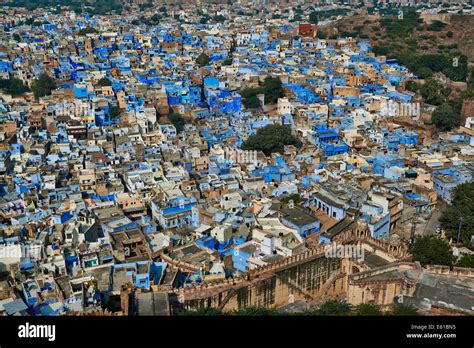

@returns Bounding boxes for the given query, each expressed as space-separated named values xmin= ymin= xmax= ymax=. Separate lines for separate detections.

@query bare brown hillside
xmin=321 ymin=13 xmax=474 ymax=62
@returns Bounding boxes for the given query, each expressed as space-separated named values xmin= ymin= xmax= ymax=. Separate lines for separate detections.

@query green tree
xmin=97 ymin=77 xmax=112 ymax=87
xmin=241 ymin=124 xmax=302 ymax=156
xmin=196 ymin=53 xmax=210 ymax=67
xmin=109 ymin=106 xmax=121 ymax=119
xmin=222 ymin=58 xmax=233 ymax=66
xmin=419 ymin=54 xmax=447 ymax=73
xmin=309 ymin=12 xmax=318 ymax=24
xmin=352 ymin=303 xmax=382 ymax=316
xmin=443 ymin=55 xmax=468 ymax=82
xmin=77 ymin=27 xmax=98 ymax=36
xmin=0 ymin=78 xmax=30 ymax=96
xmin=468 ymin=69 xmax=474 ymax=89
xmin=432 ymin=103 xmax=460 ymax=131
xmin=312 ymin=300 xmax=351 ymax=316
xmin=456 ymin=254 xmax=474 ymax=268
xmin=242 ymin=94 xmax=261 ymax=109
xmin=150 ymin=13 xmax=161 ymax=25
xmin=31 ymin=73 xmax=56 ymax=101
xmin=418 ymin=79 xmax=451 ymax=106
xmin=389 ymin=304 xmax=419 ymax=316
xmin=12 ymin=33 xmax=21 ymax=42
xmin=440 ymin=182 xmax=474 ymax=245
xmin=427 ymin=20 xmax=446 ymax=31
xmin=213 ymin=15 xmax=225 ymax=22
xmin=410 ymin=236 xmax=454 ymax=267
xmin=262 ymin=76 xmax=284 ymax=104
xmin=317 ymin=31 xmax=327 ymax=39
xmin=381 ymin=9 xmax=421 ymax=38
xmin=169 ymin=112 xmax=185 ymax=133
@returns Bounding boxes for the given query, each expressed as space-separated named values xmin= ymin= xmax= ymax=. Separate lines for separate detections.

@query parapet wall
xmin=159 ymin=223 xmax=412 ymax=312
xmin=425 ymin=265 xmax=474 ymax=278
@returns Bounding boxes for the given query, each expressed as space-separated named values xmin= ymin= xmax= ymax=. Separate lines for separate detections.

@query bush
xmin=426 ymin=20 xmax=446 ymax=31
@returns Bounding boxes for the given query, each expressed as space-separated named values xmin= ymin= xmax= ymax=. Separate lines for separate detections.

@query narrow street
xmin=421 ymin=201 xmax=447 ymax=236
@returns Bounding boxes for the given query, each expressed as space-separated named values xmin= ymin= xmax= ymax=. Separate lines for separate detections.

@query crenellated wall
xmin=175 ymin=251 xmax=341 ymax=312
xmin=155 ymin=223 xmax=412 ymax=313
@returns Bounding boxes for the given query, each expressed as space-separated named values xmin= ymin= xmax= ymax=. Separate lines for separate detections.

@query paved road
xmin=422 ymin=209 xmax=442 ymax=236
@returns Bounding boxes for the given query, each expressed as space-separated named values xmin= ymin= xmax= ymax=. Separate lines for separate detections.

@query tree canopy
xmin=440 ymin=182 xmax=474 ymax=246
xmin=97 ymin=77 xmax=112 ymax=87
xmin=196 ymin=53 xmax=211 ymax=67
xmin=241 ymin=124 xmax=302 ymax=156
xmin=352 ymin=303 xmax=382 ymax=316
xmin=410 ymin=236 xmax=454 ymax=267
xmin=262 ymin=76 xmax=284 ymax=104
xmin=456 ymin=254 xmax=474 ymax=268
xmin=389 ymin=303 xmax=419 ymax=316
xmin=31 ymin=73 xmax=56 ymax=100
xmin=169 ymin=112 xmax=185 ymax=133
xmin=242 ymin=94 xmax=261 ymax=109
xmin=0 ymin=78 xmax=30 ymax=96
xmin=432 ymin=103 xmax=460 ymax=131
xmin=77 ymin=27 xmax=98 ymax=36
xmin=426 ymin=20 xmax=446 ymax=32
xmin=239 ymin=76 xmax=284 ymax=108
xmin=372 ymin=46 xmax=469 ymax=82
xmin=109 ymin=106 xmax=120 ymax=119
xmin=416 ymin=79 xmax=451 ymax=106
xmin=311 ymin=300 xmax=351 ymax=316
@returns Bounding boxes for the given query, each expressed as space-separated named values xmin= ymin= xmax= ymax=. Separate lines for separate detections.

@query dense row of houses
xmin=0 ymin=3 xmax=473 ymax=316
